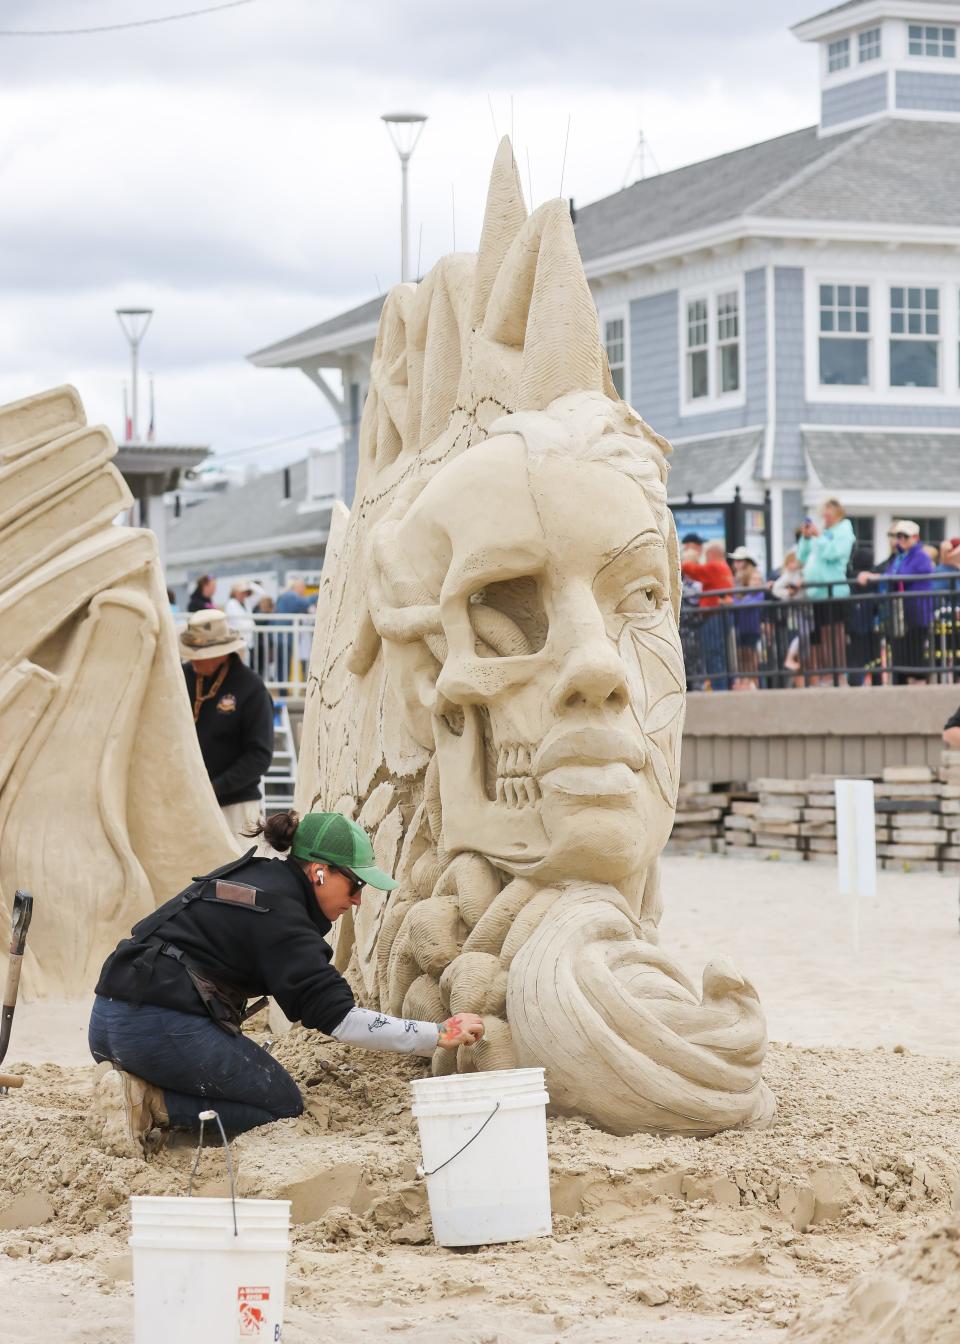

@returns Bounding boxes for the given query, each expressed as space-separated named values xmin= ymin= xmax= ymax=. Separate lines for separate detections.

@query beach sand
xmin=2 ymin=856 xmax=958 ymax=1343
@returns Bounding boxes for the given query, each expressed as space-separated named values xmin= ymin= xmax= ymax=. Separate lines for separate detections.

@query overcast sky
xmin=0 ymin=0 xmax=820 ymax=471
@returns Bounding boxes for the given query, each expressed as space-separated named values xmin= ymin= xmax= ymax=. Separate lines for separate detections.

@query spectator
xmin=797 ymin=498 xmax=855 ymax=685
xmin=179 ymin=610 xmax=275 ymax=843
xmin=771 ymin=550 xmax=806 ymax=685
xmin=846 ymin=543 xmax=881 ymax=687
xmin=858 ymin=521 xmax=934 ymax=685
xmin=224 ymin=580 xmax=264 ymax=654
xmin=275 ymin=578 xmax=316 ymax=687
xmin=187 ymin=574 xmax=217 ymax=612
xmin=254 ymin=593 xmax=277 ymax=683
xmin=932 ymin=538 xmax=960 ymax=594
xmin=729 ymin=548 xmax=764 ymax=690
xmin=771 ymin=549 xmax=804 ymax=602
xmin=166 ymin=587 xmax=180 ymax=614
xmin=681 ymin=535 xmax=734 ymax=692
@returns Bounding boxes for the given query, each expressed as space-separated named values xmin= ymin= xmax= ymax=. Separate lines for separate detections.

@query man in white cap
xmin=179 ymin=610 xmax=275 ymax=840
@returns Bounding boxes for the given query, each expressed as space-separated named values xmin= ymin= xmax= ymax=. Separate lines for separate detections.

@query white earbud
xmin=316 ymin=867 xmax=324 ymax=885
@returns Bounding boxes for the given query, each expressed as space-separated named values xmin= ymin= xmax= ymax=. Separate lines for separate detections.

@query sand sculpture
xmin=0 ymin=386 xmax=238 ymax=996
xmin=297 ymin=139 xmax=774 ymax=1135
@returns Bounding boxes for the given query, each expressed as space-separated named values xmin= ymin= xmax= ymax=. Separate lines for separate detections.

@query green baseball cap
xmin=290 ymin=812 xmax=398 ymax=890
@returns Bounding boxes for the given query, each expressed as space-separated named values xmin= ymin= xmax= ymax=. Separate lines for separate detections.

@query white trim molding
xmin=597 ymin=304 xmax=630 ymax=404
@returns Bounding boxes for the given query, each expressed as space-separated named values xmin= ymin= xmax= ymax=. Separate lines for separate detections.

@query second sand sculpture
xmin=298 ymin=140 xmax=774 ymax=1136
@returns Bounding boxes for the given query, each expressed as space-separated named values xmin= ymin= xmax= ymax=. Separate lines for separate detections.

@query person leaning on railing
xmin=796 ymin=499 xmax=855 ymax=686
xmin=857 ymin=521 xmax=934 ymax=686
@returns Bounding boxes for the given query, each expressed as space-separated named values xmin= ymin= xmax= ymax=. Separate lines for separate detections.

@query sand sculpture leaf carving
xmin=0 ymin=386 xmax=240 ymax=994
xmin=296 ymin=138 xmax=774 ymax=1134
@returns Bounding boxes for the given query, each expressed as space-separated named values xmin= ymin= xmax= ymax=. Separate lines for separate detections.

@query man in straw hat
xmin=180 ymin=609 xmax=275 ymax=840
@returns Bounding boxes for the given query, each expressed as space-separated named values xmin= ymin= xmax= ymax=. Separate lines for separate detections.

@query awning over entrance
xmin=666 ymin=428 xmax=763 ymax=501
xmin=804 ymin=428 xmax=960 ymax=492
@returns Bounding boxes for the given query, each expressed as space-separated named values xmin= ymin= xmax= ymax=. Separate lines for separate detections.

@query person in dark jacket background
xmin=180 ymin=609 xmax=275 ymax=841
xmin=88 ymin=810 xmax=484 ymax=1156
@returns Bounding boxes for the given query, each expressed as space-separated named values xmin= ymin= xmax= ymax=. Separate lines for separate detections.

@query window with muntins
xmin=716 ymin=291 xmax=740 ymax=395
xmin=858 ymin=27 xmax=881 ymax=61
xmin=890 ymin=287 xmax=939 ymax=388
xmin=604 ymin=318 xmax=625 ymax=398
xmin=828 ymin=36 xmax=850 ymax=71
xmin=909 ymin=23 xmax=956 ymax=57
xmin=819 ymin=284 xmax=870 ymax=386
xmin=686 ymin=299 xmax=709 ymax=401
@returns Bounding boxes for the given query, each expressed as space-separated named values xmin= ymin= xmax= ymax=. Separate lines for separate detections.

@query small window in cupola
xmin=828 ymin=35 xmax=850 ymax=71
xmin=858 ymin=27 xmax=880 ymax=62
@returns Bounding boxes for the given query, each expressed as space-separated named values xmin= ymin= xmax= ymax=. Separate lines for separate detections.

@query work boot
xmin=89 ymin=1062 xmax=168 ymax=1157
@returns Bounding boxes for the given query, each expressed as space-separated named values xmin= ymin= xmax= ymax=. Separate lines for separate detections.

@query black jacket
xmin=95 ymin=852 xmax=356 ymax=1035
xmin=183 ymin=655 xmax=274 ymax=804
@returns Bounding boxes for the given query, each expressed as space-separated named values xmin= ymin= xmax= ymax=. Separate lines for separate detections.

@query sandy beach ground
xmin=2 ymin=855 xmax=958 ymax=1343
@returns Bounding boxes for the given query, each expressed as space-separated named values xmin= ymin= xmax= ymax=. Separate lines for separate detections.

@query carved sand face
xmin=388 ymin=434 xmax=683 ymax=883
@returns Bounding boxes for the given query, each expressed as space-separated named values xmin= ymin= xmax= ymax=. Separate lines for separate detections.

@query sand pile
xmin=1 ymin=1031 xmax=959 ymax=1339
xmin=786 ymin=1219 xmax=960 ymax=1343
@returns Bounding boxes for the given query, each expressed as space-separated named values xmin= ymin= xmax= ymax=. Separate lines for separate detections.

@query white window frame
xmin=600 ymin=309 xmax=630 ymax=403
xmin=889 ymin=284 xmax=941 ymax=390
xmin=817 ymin=281 xmax=872 ymax=392
xmin=828 ymin=35 xmax=851 ymax=71
xmin=678 ymin=278 xmax=746 ymax=416
xmin=805 ymin=272 xmax=956 ymax=406
xmin=907 ymin=22 xmax=957 ymax=59
xmin=858 ymin=26 xmax=881 ymax=62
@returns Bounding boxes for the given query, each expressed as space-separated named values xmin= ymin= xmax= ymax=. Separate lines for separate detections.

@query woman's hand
xmin=437 ymin=1013 xmax=485 ymax=1049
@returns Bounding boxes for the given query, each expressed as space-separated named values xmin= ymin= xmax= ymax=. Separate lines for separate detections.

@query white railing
xmin=178 ymin=612 xmax=318 ymax=700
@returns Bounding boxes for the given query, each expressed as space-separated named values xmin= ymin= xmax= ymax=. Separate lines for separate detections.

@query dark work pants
xmin=88 ymin=995 xmax=303 ymax=1135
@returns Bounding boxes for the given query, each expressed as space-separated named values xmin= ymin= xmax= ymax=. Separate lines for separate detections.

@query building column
xmin=141 ymin=485 xmax=167 ymax=567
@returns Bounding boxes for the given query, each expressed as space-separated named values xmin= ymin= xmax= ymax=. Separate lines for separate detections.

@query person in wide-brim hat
xmin=178 ymin=608 xmax=247 ymax=662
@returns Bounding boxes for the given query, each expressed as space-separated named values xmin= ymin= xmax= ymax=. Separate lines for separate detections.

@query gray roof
xmin=249 ymin=294 xmax=385 ymax=364
xmin=575 ymin=118 xmax=960 ymax=265
xmin=666 ymin=429 xmax=763 ymax=500
xmin=166 ymin=457 xmax=329 ymax=561
xmin=804 ymin=428 xmax=960 ymax=491
xmin=574 ymin=127 xmax=855 ymax=263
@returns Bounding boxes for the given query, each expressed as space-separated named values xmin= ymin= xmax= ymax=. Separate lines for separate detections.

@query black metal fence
xmin=681 ymin=573 xmax=960 ymax=689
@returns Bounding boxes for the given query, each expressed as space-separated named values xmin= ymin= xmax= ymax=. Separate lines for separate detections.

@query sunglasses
xmin=331 ymin=865 xmax=365 ymax=894
xmin=894 ymin=532 xmax=911 ymax=540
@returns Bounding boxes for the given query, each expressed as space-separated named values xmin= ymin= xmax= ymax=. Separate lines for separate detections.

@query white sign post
xmin=834 ymin=778 xmax=877 ymax=952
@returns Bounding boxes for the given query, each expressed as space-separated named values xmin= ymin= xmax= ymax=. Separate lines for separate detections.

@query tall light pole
xmin=381 ymin=112 xmax=427 ymax=283
xmin=115 ymin=307 xmax=153 ymax=443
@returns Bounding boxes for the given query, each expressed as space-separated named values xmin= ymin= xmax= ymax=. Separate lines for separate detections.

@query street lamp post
xmin=381 ymin=112 xmax=427 ymax=283
xmin=115 ymin=307 xmax=153 ymax=443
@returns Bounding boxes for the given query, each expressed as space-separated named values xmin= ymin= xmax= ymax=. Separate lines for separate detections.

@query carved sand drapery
xmin=0 ymin=386 xmax=239 ymax=996
xmin=297 ymin=139 xmax=774 ymax=1135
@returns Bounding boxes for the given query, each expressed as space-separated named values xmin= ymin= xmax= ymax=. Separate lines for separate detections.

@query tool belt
xmin=142 ymin=937 xmax=248 ymax=1035
xmin=125 ymin=849 xmax=266 ymax=1036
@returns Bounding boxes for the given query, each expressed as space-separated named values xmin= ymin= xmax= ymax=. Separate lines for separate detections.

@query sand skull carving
xmin=298 ymin=139 xmax=774 ymax=1135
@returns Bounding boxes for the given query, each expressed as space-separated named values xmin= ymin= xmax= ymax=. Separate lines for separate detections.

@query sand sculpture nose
xmin=550 ymin=647 xmax=629 ymax=714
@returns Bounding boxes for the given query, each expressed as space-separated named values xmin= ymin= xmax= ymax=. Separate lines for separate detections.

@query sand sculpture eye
xmin=468 ymin=576 xmax=548 ymax=657
xmin=616 ymin=582 xmax=664 ymax=621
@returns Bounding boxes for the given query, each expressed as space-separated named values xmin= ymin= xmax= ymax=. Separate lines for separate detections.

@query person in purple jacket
xmin=859 ymin=521 xmax=934 ymax=684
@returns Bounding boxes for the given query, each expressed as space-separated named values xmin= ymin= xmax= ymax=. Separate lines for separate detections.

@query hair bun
xmin=259 ymin=809 xmax=299 ymax=852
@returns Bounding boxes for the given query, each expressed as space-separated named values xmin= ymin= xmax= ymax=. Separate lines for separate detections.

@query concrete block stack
xmin=800 ymin=777 xmax=837 ymax=858
xmin=669 ymin=782 xmax=728 ymax=853
xmin=668 ymin=753 xmax=960 ymax=871
xmin=723 ymin=798 xmax=758 ymax=853
xmin=875 ymin=766 xmax=946 ymax=873
xmin=744 ymin=779 xmax=808 ymax=862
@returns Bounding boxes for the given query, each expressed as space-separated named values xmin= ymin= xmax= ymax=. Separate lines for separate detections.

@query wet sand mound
xmin=1 ymin=1034 xmax=959 ymax=1339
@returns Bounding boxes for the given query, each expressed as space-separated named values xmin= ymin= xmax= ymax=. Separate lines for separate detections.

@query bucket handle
xmin=187 ymin=1108 xmax=239 ymax=1237
xmin=416 ymin=1100 xmax=501 ymax=1179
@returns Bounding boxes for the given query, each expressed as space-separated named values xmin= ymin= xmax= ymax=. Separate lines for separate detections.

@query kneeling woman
xmin=89 ymin=810 xmax=483 ymax=1153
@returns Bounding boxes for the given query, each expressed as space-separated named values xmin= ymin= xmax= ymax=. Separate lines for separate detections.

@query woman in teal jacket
xmin=797 ymin=498 xmax=856 ymax=683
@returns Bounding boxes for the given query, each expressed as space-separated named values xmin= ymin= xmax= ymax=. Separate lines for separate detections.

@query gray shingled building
xmin=245 ymin=0 xmax=960 ymax=573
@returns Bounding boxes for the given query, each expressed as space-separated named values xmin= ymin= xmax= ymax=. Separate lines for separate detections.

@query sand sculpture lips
xmin=535 ymin=725 xmax=645 ymax=800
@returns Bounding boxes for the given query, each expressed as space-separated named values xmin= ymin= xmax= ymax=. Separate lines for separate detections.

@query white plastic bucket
xmin=129 ymin=1196 xmax=290 ymax=1344
xmin=410 ymin=1066 xmax=551 ymax=1247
